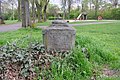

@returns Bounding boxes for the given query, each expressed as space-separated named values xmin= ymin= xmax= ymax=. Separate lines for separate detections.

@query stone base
xmin=43 ymin=20 xmax=76 ymax=51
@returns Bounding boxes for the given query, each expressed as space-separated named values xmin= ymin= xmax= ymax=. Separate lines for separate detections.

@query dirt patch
xmin=102 ymin=65 xmax=120 ymax=77
xmin=103 ymin=68 xmax=120 ymax=77
xmin=91 ymin=65 xmax=120 ymax=80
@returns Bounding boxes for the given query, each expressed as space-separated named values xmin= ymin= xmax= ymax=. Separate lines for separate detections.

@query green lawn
xmin=75 ymin=21 xmax=120 ymax=55
xmin=4 ymin=20 xmax=19 ymax=24
xmin=36 ymin=20 xmax=52 ymax=26
xmin=0 ymin=21 xmax=120 ymax=80
xmin=0 ymin=28 xmax=42 ymax=47
xmin=75 ymin=21 xmax=120 ymax=79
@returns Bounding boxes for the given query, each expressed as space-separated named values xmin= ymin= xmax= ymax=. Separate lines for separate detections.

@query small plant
xmin=0 ymin=41 xmax=70 ymax=80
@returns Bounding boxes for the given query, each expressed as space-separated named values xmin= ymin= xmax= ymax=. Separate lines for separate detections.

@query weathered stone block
xmin=43 ymin=20 xmax=76 ymax=51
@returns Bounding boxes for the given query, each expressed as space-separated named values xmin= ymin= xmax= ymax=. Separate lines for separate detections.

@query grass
xmin=36 ymin=20 xmax=52 ymax=26
xmin=0 ymin=21 xmax=120 ymax=80
xmin=0 ymin=28 xmax=42 ymax=47
xmin=74 ymin=21 xmax=120 ymax=79
xmin=75 ymin=21 xmax=120 ymax=56
xmin=4 ymin=20 xmax=19 ymax=25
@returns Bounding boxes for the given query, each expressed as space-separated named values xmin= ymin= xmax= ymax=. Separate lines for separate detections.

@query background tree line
xmin=0 ymin=0 xmax=50 ymax=27
xmin=61 ymin=0 xmax=120 ymax=20
xmin=0 ymin=0 xmax=120 ymax=26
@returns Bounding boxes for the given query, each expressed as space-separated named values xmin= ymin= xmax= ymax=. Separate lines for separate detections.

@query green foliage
xmin=36 ymin=20 xmax=51 ymax=26
xmin=111 ymin=8 xmax=120 ymax=20
xmin=87 ymin=10 xmax=96 ymax=19
xmin=75 ymin=22 xmax=120 ymax=69
xmin=47 ymin=4 xmax=60 ymax=18
xmin=0 ymin=41 xmax=70 ymax=79
xmin=0 ymin=42 xmax=44 ymax=79
xmin=3 ymin=9 xmax=18 ymax=20
xmin=31 ymin=23 xmax=36 ymax=28
xmin=0 ymin=28 xmax=42 ymax=46
xmin=76 ymin=35 xmax=118 ymax=63
xmin=3 ymin=13 xmax=12 ymax=20
xmin=48 ymin=47 xmax=92 ymax=80
xmin=4 ymin=20 xmax=18 ymax=24
xmin=86 ymin=8 xmax=120 ymax=20
xmin=102 ymin=9 xmax=112 ymax=19
xmin=69 ymin=9 xmax=80 ymax=19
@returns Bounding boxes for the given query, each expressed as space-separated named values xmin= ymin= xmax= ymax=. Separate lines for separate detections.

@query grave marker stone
xmin=42 ymin=20 xmax=76 ymax=51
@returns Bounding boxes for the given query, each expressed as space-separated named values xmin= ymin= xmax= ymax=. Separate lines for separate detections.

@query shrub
xmin=87 ymin=8 xmax=120 ymax=20
xmin=111 ymin=8 xmax=120 ymax=20
xmin=87 ymin=10 xmax=96 ymax=19
xmin=0 ymin=41 xmax=73 ymax=80
xmin=69 ymin=9 xmax=80 ymax=19
xmin=101 ymin=9 xmax=112 ymax=20
xmin=3 ymin=13 xmax=12 ymax=20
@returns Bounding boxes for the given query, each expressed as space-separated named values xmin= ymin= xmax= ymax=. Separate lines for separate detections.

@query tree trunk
xmin=21 ymin=0 xmax=31 ymax=27
xmin=18 ymin=0 xmax=21 ymax=21
xmin=26 ymin=0 xmax=31 ymax=26
xmin=95 ymin=0 xmax=98 ymax=19
xmin=89 ymin=0 xmax=92 ymax=10
xmin=12 ymin=3 xmax=14 ymax=20
xmin=43 ymin=9 xmax=47 ymax=22
xmin=43 ymin=0 xmax=49 ymax=22
xmin=32 ymin=0 xmax=35 ymax=23
xmin=21 ymin=0 xmax=26 ymax=27
xmin=35 ymin=0 xmax=43 ymax=22
xmin=63 ymin=0 xmax=66 ymax=19
xmin=38 ymin=6 xmax=43 ymax=22
xmin=0 ymin=0 xmax=5 ymax=24
xmin=43 ymin=4 xmax=47 ymax=21
xmin=81 ymin=3 xmax=84 ymax=12
xmin=0 ymin=0 xmax=1 ymax=16
xmin=68 ymin=0 xmax=71 ymax=19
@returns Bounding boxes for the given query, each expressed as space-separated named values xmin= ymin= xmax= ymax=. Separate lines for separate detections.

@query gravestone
xmin=42 ymin=20 xmax=76 ymax=51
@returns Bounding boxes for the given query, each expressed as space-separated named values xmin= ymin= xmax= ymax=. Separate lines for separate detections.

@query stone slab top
xmin=44 ymin=27 xmax=76 ymax=31
xmin=52 ymin=20 xmax=66 ymax=24
xmin=50 ymin=20 xmax=69 ymax=27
